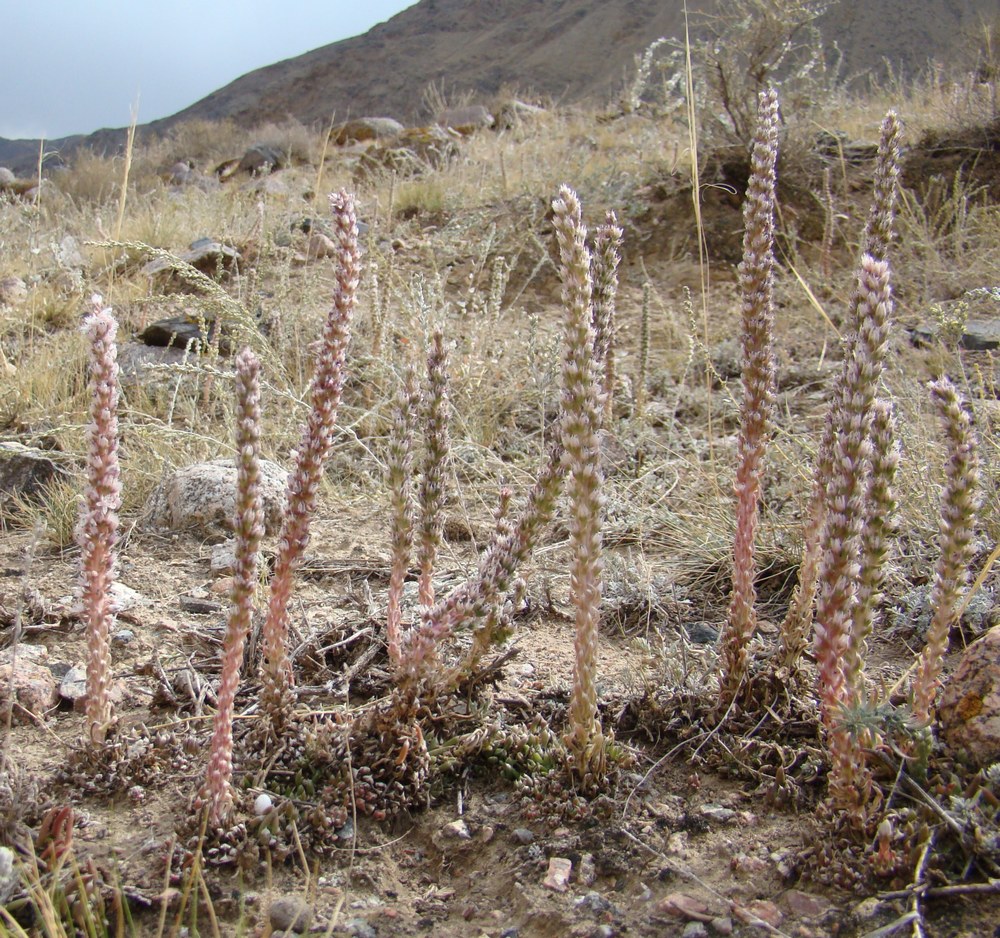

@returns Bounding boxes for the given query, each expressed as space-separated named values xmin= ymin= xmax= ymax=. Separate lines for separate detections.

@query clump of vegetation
xmin=1 ymin=19 xmax=998 ymax=934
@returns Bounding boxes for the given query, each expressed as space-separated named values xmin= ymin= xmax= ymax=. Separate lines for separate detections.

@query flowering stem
xmin=79 ymin=295 xmax=122 ymax=746
xmin=261 ymin=190 xmax=359 ymax=721
xmin=201 ymin=348 xmax=264 ymax=825
xmin=718 ymin=87 xmax=779 ymax=709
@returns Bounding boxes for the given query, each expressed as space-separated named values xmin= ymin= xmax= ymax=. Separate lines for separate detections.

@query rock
xmin=656 ymin=893 xmax=715 ymax=922
xmin=254 ymin=793 xmax=273 ymax=815
xmin=145 ymin=457 xmax=288 ymax=536
xmin=53 ymin=235 xmax=86 ymax=271
xmin=0 ymin=644 xmax=58 ymax=721
xmin=117 ymin=342 xmax=194 ymax=383
xmin=0 ymin=276 xmax=28 ymax=306
xmin=345 ymin=919 xmax=377 ymax=938
xmin=0 ymin=846 xmax=17 ymax=904
xmin=512 ymin=828 xmax=535 ymax=845
xmin=495 ymin=99 xmax=547 ymax=130
xmin=682 ymin=923 xmax=709 ymax=938
xmin=210 ymin=540 xmax=237 ymax=576
xmin=698 ymin=804 xmax=736 ymax=823
xmin=142 ymin=238 xmax=240 ymax=280
xmin=238 ymin=144 xmax=285 ymax=175
xmin=0 ymin=441 xmax=67 ymax=504
xmin=137 ymin=316 xmax=219 ymax=350
xmin=938 ymin=625 xmax=1000 ymax=767
xmin=684 ymin=621 xmax=720 ymax=645
xmin=439 ymin=819 xmax=471 ymax=841
xmin=58 ymin=665 xmax=87 ymax=707
xmin=575 ymin=891 xmax=610 ymax=913
xmin=0 ymin=168 xmax=15 ymax=185
xmin=709 ymin=918 xmax=733 ymax=935
xmin=330 ymin=117 xmax=404 ymax=145
xmin=889 ymin=586 xmax=994 ymax=640
xmin=543 ymin=857 xmax=572 ymax=892
xmin=112 ymin=629 xmax=135 ymax=645
xmin=783 ymin=889 xmax=832 ymax=919
xmin=578 ymin=852 xmax=597 ymax=886
xmin=355 ymin=126 xmax=459 ymax=181
xmin=735 ymin=899 xmax=782 ymax=928
xmin=436 ymin=105 xmax=494 ymax=134
xmin=269 ymin=895 xmax=312 ymax=933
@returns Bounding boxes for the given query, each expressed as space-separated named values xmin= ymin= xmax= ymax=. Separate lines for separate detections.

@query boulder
xmin=145 ymin=457 xmax=288 ymax=535
xmin=938 ymin=625 xmax=1000 ymax=767
xmin=0 ymin=276 xmax=27 ymax=306
xmin=330 ymin=117 xmax=404 ymax=145
xmin=0 ymin=644 xmax=59 ymax=722
xmin=436 ymin=105 xmax=494 ymax=134
xmin=142 ymin=238 xmax=241 ymax=281
xmin=0 ymin=442 xmax=67 ymax=504
xmin=237 ymin=144 xmax=285 ymax=175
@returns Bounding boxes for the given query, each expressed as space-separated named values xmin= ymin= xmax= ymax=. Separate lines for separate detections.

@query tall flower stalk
xmin=813 ymin=255 xmax=893 ymax=816
xmin=260 ymin=191 xmax=359 ymax=721
xmin=79 ymin=296 xmax=122 ymax=745
xmin=912 ymin=378 xmax=979 ymax=724
xmin=417 ymin=330 xmax=450 ymax=609
xmin=553 ymin=185 xmax=608 ymax=784
xmin=386 ymin=367 xmax=420 ymax=669
xmin=200 ymin=348 xmax=264 ymax=826
xmin=590 ymin=212 xmax=623 ymax=423
xmin=718 ymin=87 xmax=779 ymax=709
xmin=779 ymin=111 xmax=902 ymax=671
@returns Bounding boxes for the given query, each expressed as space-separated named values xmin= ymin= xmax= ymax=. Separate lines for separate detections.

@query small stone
xmin=58 ymin=665 xmax=87 ymax=706
xmin=591 ymin=926 xmax=615 ymax=938
xmin=500 ymin=929 xmax=519 ymax=938
xmin=0 ymin=847 xmax=17 ymax=904
xmin=735 ymin=899 xmax=782 ymax=928
xmin=0 ymin=644 xmax=58 ymax=720
xmin=575 ymin=891 xmax=610 ymax=913
xmin=345 ymin=919 xmax=377 ymax=938
xmin=112 ymin=629 xmax=135 ymax=645
xmin=210 ymin=540 xmax=237 ymax=576
xmin=512 ymin=828 xmax=535 ymax=845
xmin=656 ymin=893 xmax=714 ymax=921
xmin=440 ymin=819 xmax=471 ymax=840
xmin=710 ymin=918 xmax=734 ymax=936
xmin=698 ymin=804 xmax=735 ymax=823
xmin=682 ymin=924 xmax=709 ymax=938
xmin=543 ymin=857 xmax=572 ymax=892
xmin=254 ymin=793 xmax=273 ymax=815
xmin=269 ymin=895 xmax=312 ymax=933
xmin=578 ymin=852 xmax=597 ymax=886
xmin=783 ymin=889 xmax=831 ymax=919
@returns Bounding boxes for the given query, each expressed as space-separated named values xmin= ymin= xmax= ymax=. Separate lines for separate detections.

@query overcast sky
xmin=1 ymin=1 xmax=418 ymax=140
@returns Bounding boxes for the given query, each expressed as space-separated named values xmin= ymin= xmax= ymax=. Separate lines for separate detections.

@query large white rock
xmin=146 ymin=458 xmax=288 ymax=535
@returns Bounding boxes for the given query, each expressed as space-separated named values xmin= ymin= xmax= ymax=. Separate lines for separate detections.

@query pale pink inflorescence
xmin=79 ymin=295 xmax=122 ymax=745
xmin=552 ymin=184 xmax=607 ymax=778
xmin=400 ymin=439 xmax=565 ymax=684
xmin=260 ymin=190 xmax=359 ymax=720
xmin=201 ymin=348 xmax=264 ymax=825
xmin=590 ymin=212 xmax=623 ymax=422
xmin=813 ymin=254 xmax=894 ymax=814
xmin=416 ymin=330 xmax=451 ymax=609
xmin=718 ymin=87 xmax=779 ymax=707
xmin=779 ymin=111 xmax=902 ymax=671
xmin=386 ymin=366 xmax=420 ymax=669
xmin=845 ymin=396 xmax=899 ymax=703
xmin=912 ymin=377 xmax=980 ymax=724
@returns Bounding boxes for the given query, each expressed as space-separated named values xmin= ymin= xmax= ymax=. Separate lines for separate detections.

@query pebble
xmin=698 ymin=804 xmax=736 ymax=823
xmin=578 ymin=852 xmax=597 ymax=886
xmin=269 ymin=895 xmax=312 ymax=933
xmin=575 ymin=891 xmax=610 ymax=914
xmin=710 ymin=918 xmax=733 ymax=935
xmin=592 ymin=926 xmax=615 ymax=938
xmin=512 ymin=828 xmax=535 ymax=845
xmin=784 ymin=889 xmax=832 ymax=919
xmin=112 ymin=629 xmax=135 ymax=645
xmin=440 ymin=819 xmax=471 ymax=840
xmin=542 ymin=857 xmax=572 ymax=892
xmin=253 ymin=793 xmax=273 ymax=815
xmin=683 ymin=924 xmax=709 ymax=938
xmin=346 ymin=919 xmax=377 ymax=938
